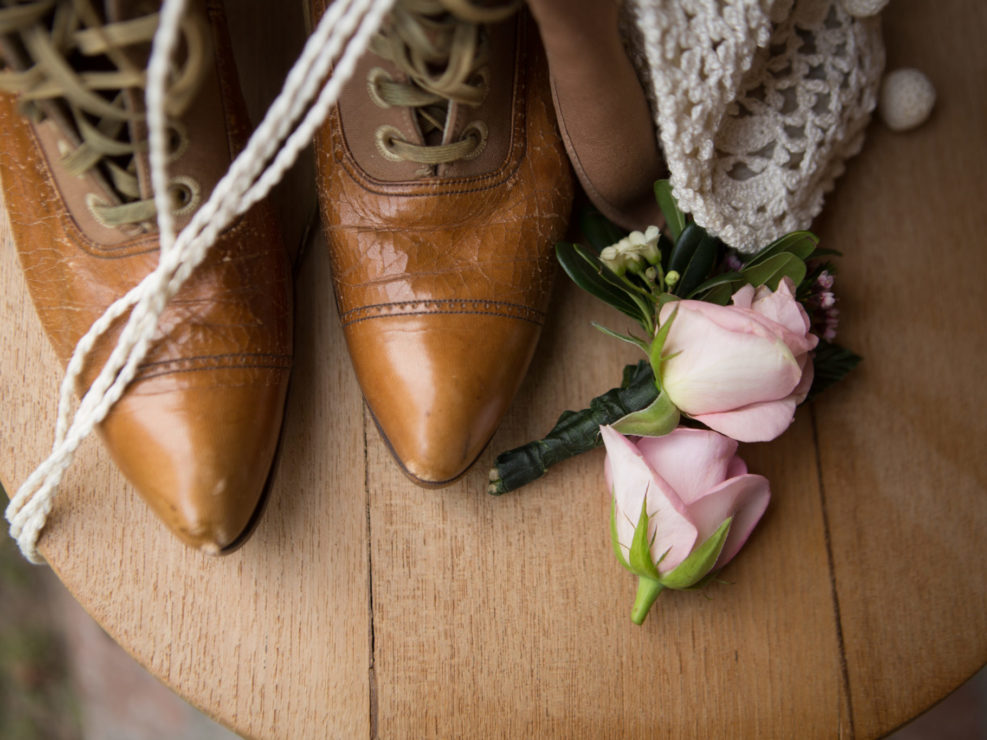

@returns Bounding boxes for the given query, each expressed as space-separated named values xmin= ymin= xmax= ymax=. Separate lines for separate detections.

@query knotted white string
xmin=5 ymin=0 xmax=397 ymax=563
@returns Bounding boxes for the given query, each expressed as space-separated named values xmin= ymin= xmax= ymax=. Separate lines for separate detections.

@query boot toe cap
xmin=346 ymin=312 xmax=541 ymax=486
xmin=99 ymin=369 xmax=288 ymax=551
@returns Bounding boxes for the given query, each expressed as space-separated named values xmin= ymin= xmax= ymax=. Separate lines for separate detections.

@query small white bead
xmin=840 ymin=0 xmax=889 ymax=18
xmin=879 ymin=68 xmax=937 ymax=132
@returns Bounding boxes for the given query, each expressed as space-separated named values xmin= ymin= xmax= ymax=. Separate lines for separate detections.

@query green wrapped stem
xmin=488 ymin=361 xmax=658 ymax=495
xmin=631 ymin=577 xmax=664 ymax=625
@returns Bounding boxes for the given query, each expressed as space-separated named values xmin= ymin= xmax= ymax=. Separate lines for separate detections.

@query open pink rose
xmin=658 ymin=277 xmax=818 ymax=442
xmin=603 ymin=425 xmax=770 ymax=579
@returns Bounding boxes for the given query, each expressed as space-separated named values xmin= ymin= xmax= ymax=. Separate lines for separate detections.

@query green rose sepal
xmin=612 ymin=497 xmax=733 ymax=625
xmin=612 ymin=306 xmax=680 ymax=437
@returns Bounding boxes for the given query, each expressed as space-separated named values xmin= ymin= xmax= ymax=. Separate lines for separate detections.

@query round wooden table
xmin=2 ymin=1 xmax=985 ymax=737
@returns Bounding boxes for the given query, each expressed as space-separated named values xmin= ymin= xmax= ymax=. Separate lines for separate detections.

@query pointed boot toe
xmin=314 ymin=3 xmax=574 ymax=485
xmin=100 ymin=375 xmax=287 ymax=552
xmin=1 ymin=0 xmax=291 ymax=548
xmin=347 ymin=312 xmax=542 ymax=486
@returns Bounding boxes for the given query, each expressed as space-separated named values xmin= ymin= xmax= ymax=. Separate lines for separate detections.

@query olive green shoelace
xmin=0 ymin=0 xmax=208 ymax=227
xmin=368 ymin=0 xmax=520 ymax=169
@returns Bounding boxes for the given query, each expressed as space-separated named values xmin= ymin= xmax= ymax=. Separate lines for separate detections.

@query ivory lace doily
xmin=624 ymin=0 xmax=885 ymax=252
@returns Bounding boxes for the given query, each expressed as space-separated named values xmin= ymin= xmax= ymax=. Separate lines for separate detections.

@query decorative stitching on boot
xmin=14 ymin=113 xmax=255 ymax=259
xmin=340 ymin=298 xmax=544 ymax=327
xmin=133 ymin=352 xmax=293 ymax=381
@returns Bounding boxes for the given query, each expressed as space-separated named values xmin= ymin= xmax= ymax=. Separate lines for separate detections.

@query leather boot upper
xmin=314 ymin=2 xmax=573 ymax=485
xmin=0 ymin=0 xmax=292 ymax=550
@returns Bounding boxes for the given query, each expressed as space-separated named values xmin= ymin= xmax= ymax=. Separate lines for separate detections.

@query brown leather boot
xmin=313 ymin=0 xmax=573 ymax=486
xmin=0 ymin=0 xmax=292 ymax=552
xmin=527 ymin=0 xmax=664 ymax=231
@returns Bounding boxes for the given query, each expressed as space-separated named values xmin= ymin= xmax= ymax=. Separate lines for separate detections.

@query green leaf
xmin=690 ymin=270 xmax=747 ymax=303
xmin=741 ymin=252 xmax=807 ymax=290
xmin=744 ymin=231 xmax=819 ymax=266
xmin=667 ymin=222 xmax=704 ymax=275
xmin=648 ymin=303 xmax=677 ymax=380
xmin=571 ymin=243 xmax=656 ymax=322
xmin=808 ymin=247 xmax=842 ymax=258
xmin=658 ymin=233 xmax=674 ymax=268
xmin=806 ymin=341 xmax=862 ymax=401
xmin=592 ymin=323 xmax=650 ymax=353
xmin=675 ymin=234 xmax=721 ymax=297
xmin=688 ymin=270 xmax=745 ymax=298
xmin=612 ymin=392 xmax=680 ymax=436
xmin=620 ymin=361 xmax=649 ymax=389
xmin=659 ymin=518 xmax=733 ymax=590
xmin=654 ymin=180 xmax=687 ymax=242
xmin=701 ymin=283 xmax=738 ymax=305
xmin=611 ymin=496 xmax=632 ymax=571
xmin=556 ymin=242 xmax=643 ymax=322
xmin=579 ymin=209 xmax=626 ymax=252
xmin=628 ymin=498 xmax=662 ymax=581
xmin=655 ymin=291 xmax=679 ymax=314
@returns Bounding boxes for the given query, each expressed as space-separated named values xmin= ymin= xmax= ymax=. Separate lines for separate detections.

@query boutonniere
xmin=490 ymin=181 xmax=860 ymax=623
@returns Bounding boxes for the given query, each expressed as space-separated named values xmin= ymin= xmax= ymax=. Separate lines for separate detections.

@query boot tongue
xmin=104 ymin=0 xmax=155 ymax=201
xmin=0 ymin=7 xmax=83 ymax=149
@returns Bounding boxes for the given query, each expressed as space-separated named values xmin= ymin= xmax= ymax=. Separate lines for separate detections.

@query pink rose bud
xmin=658 ymin=277 xmax=818 ymax=442
xmin=603 ymin=425 xmax=770 ymax=624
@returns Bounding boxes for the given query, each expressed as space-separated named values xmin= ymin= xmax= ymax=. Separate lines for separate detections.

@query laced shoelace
xmin=6 ymin=0 xmax=398 ymax=563
xmin=367 ymin=0 xmax=520 ymax=170
xmin=5 ymin=0 xmax=521 ymax=562
xmin=0 ymin=0 xmax=208 ymax=228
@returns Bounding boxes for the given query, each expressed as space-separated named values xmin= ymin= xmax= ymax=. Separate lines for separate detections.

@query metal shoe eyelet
xmin=467 ymin=68 xmax=491 ymax=105
xmin=166 ymin=121 xmax=189 ymax=161
xmin=374 ymin=125 xmax=408 ymax=162
xmin=167 ymin=175 xmax=201 ymax=216
xmin=367 ymin=67 xmax=393 ymax=109
xmin=459 ymin=120 xmax=488 ymax=161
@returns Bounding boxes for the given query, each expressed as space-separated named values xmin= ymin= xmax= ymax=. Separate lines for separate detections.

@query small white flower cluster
xmin=600 ymin=225 xmax=662 ymax=276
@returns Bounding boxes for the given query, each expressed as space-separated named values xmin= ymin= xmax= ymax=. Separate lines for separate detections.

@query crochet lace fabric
xmin=623 ymin=0 xmax=885 ymax=252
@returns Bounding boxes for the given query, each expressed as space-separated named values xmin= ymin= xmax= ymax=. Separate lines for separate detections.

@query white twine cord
xmin=5 ymin=0 xmax=397 ymax=563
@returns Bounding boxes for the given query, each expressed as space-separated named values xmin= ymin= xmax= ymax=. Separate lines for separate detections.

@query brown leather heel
xmin=528 ymin=0 xmax=665 ymax=231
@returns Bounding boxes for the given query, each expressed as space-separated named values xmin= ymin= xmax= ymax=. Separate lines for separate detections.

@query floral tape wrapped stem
xmin=488 ymin=362 xmax=659 ymax=495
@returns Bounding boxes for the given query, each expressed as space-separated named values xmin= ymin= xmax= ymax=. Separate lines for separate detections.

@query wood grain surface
xmin=1 ymin=1 xmax=984 ymax=738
